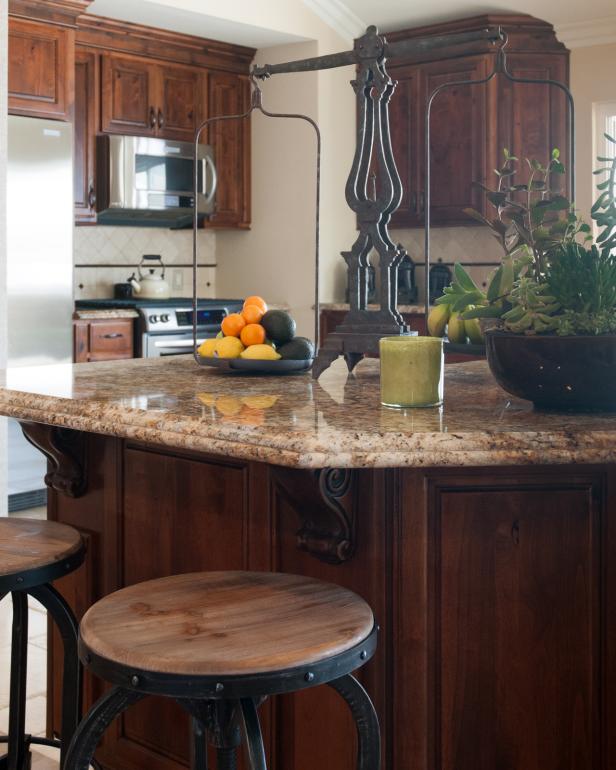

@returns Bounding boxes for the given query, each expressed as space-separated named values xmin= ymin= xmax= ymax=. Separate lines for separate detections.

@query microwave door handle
xmin=202 ymin=154 xmax=217 ymax=205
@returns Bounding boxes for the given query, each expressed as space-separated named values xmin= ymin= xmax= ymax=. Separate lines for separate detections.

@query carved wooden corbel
xmin=271 ymin=467 xmax=357 ymax=564
xmin=19 ymin=422 xmax=87 ymax=498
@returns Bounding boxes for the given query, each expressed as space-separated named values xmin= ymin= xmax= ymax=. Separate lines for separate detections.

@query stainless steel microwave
xmin=97 ymin=135 xmax=216 ymax=227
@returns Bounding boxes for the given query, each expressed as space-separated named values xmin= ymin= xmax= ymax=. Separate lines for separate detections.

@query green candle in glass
xmin=380 ymin=336 xmax=444 ymax=408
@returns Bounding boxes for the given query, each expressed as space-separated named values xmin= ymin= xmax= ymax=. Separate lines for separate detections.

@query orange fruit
xmin=240 ymin=323 xmax=266 ymax=347
xmin=243 ymin=295 xmax=268 ymax=314
xmin=242 ymin=303 xmax=265 ymax=324
xmin=221 ymin=313 xmax=246 ymax=338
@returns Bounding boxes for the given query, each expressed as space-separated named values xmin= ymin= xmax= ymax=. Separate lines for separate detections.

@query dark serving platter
xmin=196 ymin=356 xmax=314 ymax=375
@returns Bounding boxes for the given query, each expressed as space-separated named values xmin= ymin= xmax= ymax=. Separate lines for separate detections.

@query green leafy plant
xmin=434 ymin=137 xmax=616 ymax=336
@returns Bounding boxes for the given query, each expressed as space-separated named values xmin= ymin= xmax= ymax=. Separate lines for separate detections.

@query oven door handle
xmin=202 ymin=154 xmax=217 ymax=205
xmin=154 ymin=339 xmax=203 ymax=350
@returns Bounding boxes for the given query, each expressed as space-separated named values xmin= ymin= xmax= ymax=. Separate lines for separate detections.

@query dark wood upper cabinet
xmin=382 ymin=14 xmax=570 ymax=228
xmin=8 ymin=16 xmax=74 ymax=120
xmin=158 ymin=64 xmax=204 ymax=141
xmin=101 ymin=54 xmax=158 ymax=136
xmin=70 ymin=17 xmax=253 ymax=227
xmin=208 ymin=71 xmax=251 ymax=229
xmin=74 ymin=48 xmax=99 ymax=222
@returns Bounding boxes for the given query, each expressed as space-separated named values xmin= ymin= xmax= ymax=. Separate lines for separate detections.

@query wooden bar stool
xmin=65 ymin=571 xmax=380 ymax=769
xmin=0 ymin=518 xmax=86 ymax=770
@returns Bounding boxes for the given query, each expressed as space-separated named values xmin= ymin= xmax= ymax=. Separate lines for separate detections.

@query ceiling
xmin=87 ymin=0 xmax=616 ymax=49
xmin=87 ymin=0 xmax=309 ymax=47
xmin=340 ymin=0 xmax=615 ymax=31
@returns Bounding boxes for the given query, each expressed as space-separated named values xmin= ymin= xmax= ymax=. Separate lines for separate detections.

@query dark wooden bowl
xmin=485 ymin=330 xmax=616 ymax=411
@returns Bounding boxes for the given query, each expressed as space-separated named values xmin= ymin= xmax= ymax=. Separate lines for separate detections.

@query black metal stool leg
xmin=29 ymin=584 xmax=81 ymax=770
xmin=328 ymin=675 xmax=380 ymax=770
xmin=239 ymin=699 xmax=267 ymax=770
xmin=190 ymin=717 xmax=208 ymax=770
xmin=64 ymin=686 xmax=145 ymax=770
xmin=7 ymin=592 xmax=30 ymax=770
xmin=216 ymin=747 xmax=236 ymax=770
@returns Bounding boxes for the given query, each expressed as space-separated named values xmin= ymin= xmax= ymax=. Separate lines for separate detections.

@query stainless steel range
xmin=138 ymin=301 xmax=242 ymax=357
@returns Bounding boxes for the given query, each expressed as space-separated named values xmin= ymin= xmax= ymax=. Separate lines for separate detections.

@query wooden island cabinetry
xmin=382 ymin=14 xmax=570 ymax=228
xmin=2 ymin=356 xmax=615 ymax=770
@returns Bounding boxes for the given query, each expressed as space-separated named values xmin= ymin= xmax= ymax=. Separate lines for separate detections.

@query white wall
xmin=0 ymin=0 xmax=8 ymax=516
xmin=571 ymin=42 xmax=616 ymax=222
xmin=216 ymin=33 xmax=356 ymax=338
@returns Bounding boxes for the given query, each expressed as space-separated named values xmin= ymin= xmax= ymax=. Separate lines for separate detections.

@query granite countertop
xmin=0 ymin=356 xmax=614 ymax=469
xmin=319 ymin=303 xmax=426 ymax=314
xmin=73 ymin=309 xmax=139 ymax=320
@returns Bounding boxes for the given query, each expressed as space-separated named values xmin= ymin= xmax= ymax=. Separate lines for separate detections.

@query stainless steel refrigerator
xmin=6 ymin=116 xmax=73 ymax=511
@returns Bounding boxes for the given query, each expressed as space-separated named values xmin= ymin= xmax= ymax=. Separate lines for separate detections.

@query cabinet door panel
xmin=159 ymin=65 xmax=202 ymax=141
xmin=419 ymin=57 xmax=487 ymax=225
xmin=387 ymin=67 xmax=421 ymax=228
xmin=74 ymin=49 xmax=99 ymax=223
xmin=208 ymin=72 xmax=251 ymax=228
xmin=496 ymin=54 xmax=569 ymax=197
xmin=397 ymin=468 xmax=604 ymax=770
xmin=8 ymin=17 xmax=72 ymax=120
xmin=102 ymin=54 xmax=156 ymax=135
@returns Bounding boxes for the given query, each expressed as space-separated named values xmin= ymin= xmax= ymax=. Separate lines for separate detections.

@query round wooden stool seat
xmin=0 ymin=518 xmax=84 ymax=590
xmin=80 ymin=571 xmax=375 ymax=677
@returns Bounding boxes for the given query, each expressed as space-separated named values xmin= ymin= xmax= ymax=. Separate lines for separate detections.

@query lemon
xmin=196 ymin=392 xmax=217 ymax=407
xmin=215 ymin=336 xmax=245 ymax=358
xmin=197 ymin=339 xmax=218 ymax=358
xmin=241 ymin=395 xmax=280 ymax=409
xmin=240 ymin=344 xmax=281 ymax=361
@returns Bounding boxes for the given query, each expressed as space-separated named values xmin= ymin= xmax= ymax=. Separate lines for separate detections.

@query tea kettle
xmin=128 ymin=255 xmax=170 ymax=299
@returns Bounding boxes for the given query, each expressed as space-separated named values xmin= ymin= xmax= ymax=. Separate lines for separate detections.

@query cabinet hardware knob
xmin=158 ymin=109 xmax=164 ymax=129
xmin=149 ymin=107 xmax=157 ymax=128
xmin=88 ymin=184 xmax=96 ymax=209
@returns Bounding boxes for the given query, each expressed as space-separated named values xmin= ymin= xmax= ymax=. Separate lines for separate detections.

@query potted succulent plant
xmin=429 ymin=138 xmax=616 ymax=410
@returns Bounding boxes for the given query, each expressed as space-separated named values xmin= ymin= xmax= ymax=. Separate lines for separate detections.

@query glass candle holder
xmin=380 ymin=336 xmax=444 ymax=408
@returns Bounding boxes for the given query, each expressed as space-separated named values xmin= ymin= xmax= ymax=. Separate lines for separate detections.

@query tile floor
xmin=1 ymin=507 xmax=64 ymax=769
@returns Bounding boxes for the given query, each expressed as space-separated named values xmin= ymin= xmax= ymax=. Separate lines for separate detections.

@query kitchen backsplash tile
xmin=75 ymin=266 xmax=216 ymax=300
xmin=73 ymin=225 xmax=217 ymax=300
xmin=74 ymin=225 xmax=217 ymax=266
xmin=392 ymin=225 xmax=500 ymax=264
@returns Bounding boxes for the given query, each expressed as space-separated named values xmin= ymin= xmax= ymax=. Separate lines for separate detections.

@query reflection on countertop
xmin=1 ymin=356 xmax=615 ymax=468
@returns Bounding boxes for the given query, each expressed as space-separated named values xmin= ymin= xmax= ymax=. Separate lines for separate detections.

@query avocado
xmin=261 ymin=310 xmax=296 ymax=344
xmin=277 ymin=337 xmax=315 ymax=360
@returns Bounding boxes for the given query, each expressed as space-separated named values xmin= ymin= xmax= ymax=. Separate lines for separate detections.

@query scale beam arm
xmin=251 ymin=26 xmax=503 ymax=79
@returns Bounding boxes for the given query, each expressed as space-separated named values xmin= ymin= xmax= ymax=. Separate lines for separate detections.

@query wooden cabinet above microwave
xmin=100 ymin=54 xmax=204 ymax=142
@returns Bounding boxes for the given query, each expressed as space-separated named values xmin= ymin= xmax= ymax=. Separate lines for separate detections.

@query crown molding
xmin=302 ymin=0 xmax=365 ymax=43
xmin=556 ymin=16 xmax=616 ymax=48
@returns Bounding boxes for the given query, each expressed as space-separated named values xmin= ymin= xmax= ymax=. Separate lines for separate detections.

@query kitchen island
xmin=1 ymin=356 xmax=614 ymax=770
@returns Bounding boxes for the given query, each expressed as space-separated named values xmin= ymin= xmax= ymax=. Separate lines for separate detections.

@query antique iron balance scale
xmin=194 ymin=23 xmax=574 ymax=378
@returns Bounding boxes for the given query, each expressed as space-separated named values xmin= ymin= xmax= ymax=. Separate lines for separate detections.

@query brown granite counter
xmin=0 ymin=356 xmax=614 ymax=468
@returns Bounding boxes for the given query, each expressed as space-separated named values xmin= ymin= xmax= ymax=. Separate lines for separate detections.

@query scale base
xmin=312 ymin=324 xmax=416 ymax=379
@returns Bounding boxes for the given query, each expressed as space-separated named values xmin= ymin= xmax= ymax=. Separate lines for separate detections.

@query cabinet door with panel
xmin=101 ymin=53 xmax=158 ymax=135
xmin=495 ymin=53 xmax=570 ymax=196
xmin=386 ymin=66 xmax=421 ymax=228
xmin=8 ymin=17 xmax=73 ymax=120
xmin=74 ymin=48 xmax=99 ymax=222
xmin=158 ymin=64 xmax=203 ymax=141
xmin=208 ymin=71 xmax=251 ymax=228
xmin=418 ymin=56 xmax=488 ymax=225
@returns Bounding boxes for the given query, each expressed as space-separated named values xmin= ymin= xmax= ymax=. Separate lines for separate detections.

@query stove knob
xmin=149 ymin=315 xmax=158 ymax=323
xmin=161 ymin=314 xmax=170 ymax=323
